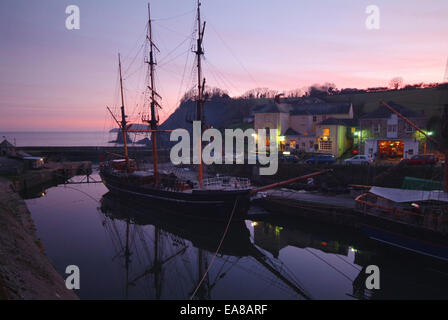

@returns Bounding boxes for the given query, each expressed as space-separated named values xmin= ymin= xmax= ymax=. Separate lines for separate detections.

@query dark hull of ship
xmin=100 ymin=171 xmax=251 ymax=222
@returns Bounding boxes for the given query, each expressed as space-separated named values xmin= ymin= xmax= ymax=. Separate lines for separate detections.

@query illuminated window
xmin=319 ymin=140 xmax=332 ymax=151
xmin=323 ymin=128 xmax=330 ymax=136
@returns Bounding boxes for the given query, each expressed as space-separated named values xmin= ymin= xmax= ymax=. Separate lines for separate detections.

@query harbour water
xmin=24 ymin=173 xmax=448 ymax=300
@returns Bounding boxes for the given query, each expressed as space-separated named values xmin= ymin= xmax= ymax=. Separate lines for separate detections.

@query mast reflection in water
xmin=100 ymin=192 xmax=312 ymax=300
xmin=25 ymin=175 xmax=448 ymax=299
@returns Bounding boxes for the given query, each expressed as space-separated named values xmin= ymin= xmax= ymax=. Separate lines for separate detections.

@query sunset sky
xmin=1 ymin=0 xmax=448 ymax=131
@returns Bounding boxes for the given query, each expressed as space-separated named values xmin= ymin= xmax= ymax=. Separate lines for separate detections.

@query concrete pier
xmin=19 ymin=146 xmax=170 ymax=162
xmin=253 ymin=190 xmax=361 ymax=228
xmin=9 ymin=161 xmax=92 ymax=195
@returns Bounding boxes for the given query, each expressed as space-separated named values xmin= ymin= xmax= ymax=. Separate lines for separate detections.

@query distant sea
xmin=0 ymin=131 xmax=150 ymax=147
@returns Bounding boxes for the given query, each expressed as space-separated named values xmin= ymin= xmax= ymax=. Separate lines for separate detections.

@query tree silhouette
xmin=389 ymin=77 xmax=404 ymax=90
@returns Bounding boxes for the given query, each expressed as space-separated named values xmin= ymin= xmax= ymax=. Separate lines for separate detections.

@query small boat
xmin=355 ymin=186 xmax=448 ymax=261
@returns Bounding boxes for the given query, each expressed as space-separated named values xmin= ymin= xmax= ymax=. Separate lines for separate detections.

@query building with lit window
xmin=284 ymin=128 xmax=316 ymax=153
xmin=316 ymin=118 xmax=359 ymax=157
xmin=359 ymin=102 xmax=427 ymax=159
xmin=254 ymin=101 xmax=354 ymax=155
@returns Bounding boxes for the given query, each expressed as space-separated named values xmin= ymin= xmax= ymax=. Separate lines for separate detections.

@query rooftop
xmin=361 ymin=101 xmax=423 ymax=119
xmin=254 ymin=101 xmax=353 ymax=116
xmin=253 ymin=102 xmax=289 ymax=114
xmin=284 ymin=128 xmax=301 ymax=136
xmin=290 ymin=102 xmax=352 ymax=116
xmin=0 ymin=139 xmax=15 ymax=148
xmin=317 ymin=118 xmax=359 ymax=126
xmin=284 ymin=128 xmax=316 ymax=137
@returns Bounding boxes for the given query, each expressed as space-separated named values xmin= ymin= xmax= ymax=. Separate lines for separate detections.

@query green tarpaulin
xmin=401 ymin=176 xmax=443 ymax=191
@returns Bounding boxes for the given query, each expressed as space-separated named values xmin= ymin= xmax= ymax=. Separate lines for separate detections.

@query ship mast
xmin=144 ymin=3 xmax=160 ymax=184
xmin=195 ymin=0 xmax=206 ymax=186
xmin=118 ymin=53 xmax=130 ymax=167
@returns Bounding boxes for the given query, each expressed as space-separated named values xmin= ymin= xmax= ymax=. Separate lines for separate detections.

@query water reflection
xmin=252 ymin=216 xmax=448 ymax=300
xmin=25 ymin=175 xmax=448 ymax=299
xmin=100 ymin=192 xmax=312 ymax=300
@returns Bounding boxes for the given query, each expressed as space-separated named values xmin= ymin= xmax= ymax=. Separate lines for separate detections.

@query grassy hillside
xmin=326 ymin=87 xmax=448 ymax=119
xmin=159 ymin=87 xmax=448 ymax=137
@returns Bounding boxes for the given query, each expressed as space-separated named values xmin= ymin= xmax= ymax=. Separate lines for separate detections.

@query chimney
xmin=274 ymin=93 xmax=285 ymax=104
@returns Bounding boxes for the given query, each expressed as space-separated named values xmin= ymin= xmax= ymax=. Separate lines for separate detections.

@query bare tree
xmin=241 ymin=88 xmax=279 ymax=99
xmin=180 ymin=86 xmax=229 ymax=102
xmin=389 ymin=77 xmax=404 ymax=90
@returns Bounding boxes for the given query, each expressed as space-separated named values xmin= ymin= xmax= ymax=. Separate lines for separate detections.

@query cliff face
xmin=156 ymin=96 xmax=254 ymax=147
xmin=160 ymin=99 xmax=229 ymax=130
xmin=0 ymin=178 xmax=78 ymax=300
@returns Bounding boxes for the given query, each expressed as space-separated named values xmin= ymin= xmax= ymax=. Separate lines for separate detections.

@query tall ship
xmin=99 ymin=1 xmax=325 ymax=221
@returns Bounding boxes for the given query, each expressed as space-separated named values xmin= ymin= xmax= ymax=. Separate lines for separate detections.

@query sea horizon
xmin=0 ymin=131 xmax=150 ymax=147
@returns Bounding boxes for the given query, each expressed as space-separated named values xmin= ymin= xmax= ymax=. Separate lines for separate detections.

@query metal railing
xmin=202 ymin=176 xmax=251 ymax=190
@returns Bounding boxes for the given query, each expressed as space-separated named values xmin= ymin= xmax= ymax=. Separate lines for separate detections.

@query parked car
xmin=400 ymin=154 xmax=439 ymax=166
xmin=344 ymin=155 xmax=373 ymax=165
xmin=279 ymin=155 xmax=299 ymax=163
xmin=305 ymin=154 xmax=336 ymax=165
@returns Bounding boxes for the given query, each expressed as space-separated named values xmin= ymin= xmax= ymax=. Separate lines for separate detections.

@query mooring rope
xmin=189 ymin=197 xmax=239 ymax=300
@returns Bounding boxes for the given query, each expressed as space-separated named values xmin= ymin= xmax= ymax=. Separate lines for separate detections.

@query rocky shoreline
xmin=0 ymin=178 xmax=78 ymax=300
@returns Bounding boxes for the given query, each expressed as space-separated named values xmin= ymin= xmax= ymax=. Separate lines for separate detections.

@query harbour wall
xmin=19 ymin=146 xmax=170 ymax=163
xmin=17 ymin=146 xmax=444 ymax=189
xmin=7 ymin=161 xmax=92 ymax=196
xmin=0 ymin=160 xmax=91 ymax=299
xmin=208 ymin=163 xmax=443 ymax=189
xmin=0 ymin=178 xmax=78 ymax=300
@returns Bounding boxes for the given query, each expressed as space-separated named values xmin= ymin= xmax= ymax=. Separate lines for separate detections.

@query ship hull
xmin=100 ymin=171 xmax=251 ymax=222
